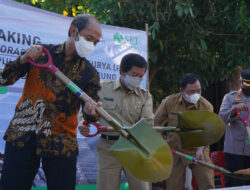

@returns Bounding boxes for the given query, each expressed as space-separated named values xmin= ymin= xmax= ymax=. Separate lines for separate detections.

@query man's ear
xmin=69 ymin=25 xmax=77 ymax=38
xmin=120 ymin=69 xmax=125 ymax=77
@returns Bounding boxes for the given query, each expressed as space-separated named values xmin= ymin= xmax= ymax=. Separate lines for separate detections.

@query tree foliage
xmin=14 ymin=0 xmax=250 ymax=105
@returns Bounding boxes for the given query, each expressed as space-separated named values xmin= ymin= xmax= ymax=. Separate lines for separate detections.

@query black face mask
xmin=242 ymin=88 xmax=250 ymax=96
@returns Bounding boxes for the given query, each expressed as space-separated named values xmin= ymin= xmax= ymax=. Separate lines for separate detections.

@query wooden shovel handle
xmin=81 ymin=121 xmax=181 ymax=137
xmin=171 ymin=148 xmax=231 ymax=175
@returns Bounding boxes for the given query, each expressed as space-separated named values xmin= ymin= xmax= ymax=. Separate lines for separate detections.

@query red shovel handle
xmin=236 ymin=107 xmax=250 ymax=144
xmin=236 ymin=107 xmax=250 ymax=127
xmin=83 ymin=121 xmax=108 ymax=137
xmin=27 ymin=46 xmax=58 ymax=74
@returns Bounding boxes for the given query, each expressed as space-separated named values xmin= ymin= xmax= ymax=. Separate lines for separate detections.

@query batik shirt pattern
xmin=0 ymin=43 xmax=100 ymax=157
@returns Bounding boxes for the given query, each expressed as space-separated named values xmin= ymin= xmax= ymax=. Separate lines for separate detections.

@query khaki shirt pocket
xmin=168 ymin=114 xmax=178 ymax=127
xmin=101 ymin=101 xmax=117 ymax=120
xmin=130 ymin=104 xmax=143 ymax=122
xmin=102 ymin=101 xmax=116 ymax=110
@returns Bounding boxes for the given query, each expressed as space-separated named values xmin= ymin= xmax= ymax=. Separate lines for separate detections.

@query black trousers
xmin=225 ymin=152 xmax=250 ymax=187
xmin=0 ymin=137 xmax=77 ymax=190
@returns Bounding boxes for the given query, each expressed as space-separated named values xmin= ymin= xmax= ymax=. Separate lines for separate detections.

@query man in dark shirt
xmin=0 ymin=14 xmax=101 ymax=190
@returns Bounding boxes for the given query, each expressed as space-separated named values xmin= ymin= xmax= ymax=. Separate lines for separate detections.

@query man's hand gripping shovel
xmin=28 ymin=46 xmax=173 ymax=182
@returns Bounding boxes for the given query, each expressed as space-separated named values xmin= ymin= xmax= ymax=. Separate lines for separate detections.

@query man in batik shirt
xmin=0 ymin=14 xmax=101 ymax=190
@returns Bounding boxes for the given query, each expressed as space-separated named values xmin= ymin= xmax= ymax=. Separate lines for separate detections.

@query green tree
xmin=14 ymin=0 xmax=250 ymax=106
xmin=85 ymin=0 xmax=249 ymax=105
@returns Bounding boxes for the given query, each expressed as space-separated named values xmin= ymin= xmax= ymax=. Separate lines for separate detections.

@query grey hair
xmin=68 ymin=14 xmax=99 ymax=36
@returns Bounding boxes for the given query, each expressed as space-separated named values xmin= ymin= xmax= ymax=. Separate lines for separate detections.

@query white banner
xmin=0 ymin=0 xmax=148 ymax=153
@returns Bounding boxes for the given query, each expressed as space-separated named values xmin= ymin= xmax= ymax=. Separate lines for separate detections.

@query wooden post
xmin=145 ymin=23 xmax=149 ymax=90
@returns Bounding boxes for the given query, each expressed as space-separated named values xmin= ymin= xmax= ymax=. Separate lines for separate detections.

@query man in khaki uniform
xmin=79 ymin=53 xmax=154 ymax=190
xmin=154 ymin=73 xmax=215 ymax=190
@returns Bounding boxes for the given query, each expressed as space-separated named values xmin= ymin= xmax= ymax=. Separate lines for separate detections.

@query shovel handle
xmin=83 ymin=121 xmax=109 ymax=137
xmin=176 ymin=147 xmax=250 ymax=180
xmin=82 ymin=122 xmax=180 ymax=137
xmin=236 ymin=107 xmax=250 ymax=127
xmin=236 ymin=107 xmax=250 ymax=144
xmin=27 ymin=46 xmax=58 ymax=74
xmin=246 ymin=126 xmax=250 ymax=144
xmin=171 ymin=148 xmax=231 ymax=175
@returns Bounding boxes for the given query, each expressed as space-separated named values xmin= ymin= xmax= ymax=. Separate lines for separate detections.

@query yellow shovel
xmin=173 ymin=111 xmax=226 ymax=148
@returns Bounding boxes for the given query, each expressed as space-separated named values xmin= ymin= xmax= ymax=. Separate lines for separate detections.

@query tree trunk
xmin=148 ymin=65 xmax=160 ymax=86
xmin=228 ymin=66 xmax=242 ymax=92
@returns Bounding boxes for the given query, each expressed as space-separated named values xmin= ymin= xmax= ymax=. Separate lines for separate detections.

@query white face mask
xmin=74 ymin=30 xmax=95 ymax=57
xmin=183 ymin=91 xmax=201 ymax=104
xmin=123 ymin=74 xmax=143 ymax=90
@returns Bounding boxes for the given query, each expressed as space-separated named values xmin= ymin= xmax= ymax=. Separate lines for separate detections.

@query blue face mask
xmin=124 ymin=74 xmax=142 ymax=90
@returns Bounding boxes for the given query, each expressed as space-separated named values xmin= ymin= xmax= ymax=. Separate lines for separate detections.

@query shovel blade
xmin=178 ymin=111 xmax=226 ymax=148
xmin=109 ymin=119 xmax=173 ymax=182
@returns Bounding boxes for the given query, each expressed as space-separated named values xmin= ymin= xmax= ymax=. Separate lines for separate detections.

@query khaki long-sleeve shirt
xmin=79 ymin=79 xmax=154 ymax=135
xmin=154 ymin=92 xmax=213 ymax=155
